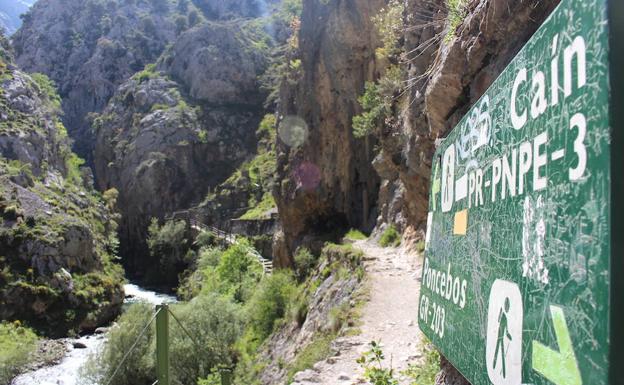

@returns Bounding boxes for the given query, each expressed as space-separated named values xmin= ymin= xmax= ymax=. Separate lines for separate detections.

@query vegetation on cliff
xmin=0 ymin=31 xmax=124 ymax=337
xmin=82 ymin=231 xmax=365 ymax=385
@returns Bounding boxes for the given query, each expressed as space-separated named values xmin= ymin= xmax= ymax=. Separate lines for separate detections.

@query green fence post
xmin=156 ymin=304 xmax=170 ymax=385
xmin=220 ymin=368 xmax=232 ymax=385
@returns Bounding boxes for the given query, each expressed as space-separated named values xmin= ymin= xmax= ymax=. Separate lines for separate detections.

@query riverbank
xmin=10 ymin=284 xmax=177 ymax=385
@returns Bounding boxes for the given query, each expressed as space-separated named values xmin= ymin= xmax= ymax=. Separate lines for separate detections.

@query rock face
xmin=93 ymin=21 xmax=271 ymax=282
xmin=0 ymin=33 xmax=124 ymax=337
xmin=191 ymin=0 xmax=281 ymax=20
xmin=12 ymin=0 xmax=191 ymax=161
xmin=375 ymin=0 xmax=561 ymax=232
xmin=273 ymin=0 xmax=384 ymax=265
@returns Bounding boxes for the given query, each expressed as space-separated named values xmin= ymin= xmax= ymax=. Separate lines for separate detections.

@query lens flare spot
xmin=279 ymin=115 xmax=309 ymax=148
xmin=293 ymin=162 xmax=321 ymax=191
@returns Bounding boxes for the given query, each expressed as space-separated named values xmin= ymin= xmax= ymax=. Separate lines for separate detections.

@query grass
xmin=286 ymin=332 xmax=336 ymax=383
xmin=379 ymin=225 xmax=401 ymax=248
xmin=345 ymin=229 xmax=368 ymax=241
xmin=135 ymin=63 xmax=158 ymax=83
xmin=445 ymin=0 xmax=467 ymax=41
xmin=0 ymin=321 xmax=39 ymax=384
xmin=239 ymin=193 xmax=276 ymax=220
xmin=402 ymin=338 xmax=440 ymax=385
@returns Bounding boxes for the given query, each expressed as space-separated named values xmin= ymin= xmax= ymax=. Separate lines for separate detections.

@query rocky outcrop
xmin=242 ymin=243 xmax=366 ymax=385
xmin=375 ymin=0 xmax=561 ymax=232
xmin=274 ymin=0 xmax=384 ymax=266
xmin=0 ymin=33 xmax=124 ymax=337
xmin=11 ymin=0 xmax=191 ymax=161
xmin=93 ymin=21 xmax=272 ymax=282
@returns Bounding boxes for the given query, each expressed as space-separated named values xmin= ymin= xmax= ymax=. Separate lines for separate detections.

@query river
xmin=11 ymin=284 xmax=177 ymax=385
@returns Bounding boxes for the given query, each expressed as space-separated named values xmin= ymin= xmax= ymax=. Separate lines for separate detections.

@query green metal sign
xmin=418 ymin=0 xmax=621 ymax=384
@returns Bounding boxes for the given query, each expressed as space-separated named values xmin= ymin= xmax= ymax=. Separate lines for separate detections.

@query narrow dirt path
xmin=292 ymin=239 xmax=425 ymax=385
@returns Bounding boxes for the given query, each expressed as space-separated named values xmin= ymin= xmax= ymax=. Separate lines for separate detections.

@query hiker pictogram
xmin=493 ymin=297 xmax=513 ymax=378
xmin=486 ymin=280 xmax=523 ymax=385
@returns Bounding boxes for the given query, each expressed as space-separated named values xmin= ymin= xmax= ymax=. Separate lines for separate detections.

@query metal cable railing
xmin=104 ymin=308 xmax=161 ymax=385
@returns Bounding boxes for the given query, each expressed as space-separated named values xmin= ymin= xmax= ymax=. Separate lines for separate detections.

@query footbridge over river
xmin=167 ymin=210 xmax=273 ymax=275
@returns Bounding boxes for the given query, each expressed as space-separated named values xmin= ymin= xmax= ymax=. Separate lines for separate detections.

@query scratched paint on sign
xmin=418 ymin=0 xmax=614 ymax=384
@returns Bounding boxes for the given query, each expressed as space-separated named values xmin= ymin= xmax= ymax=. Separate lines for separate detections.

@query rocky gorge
xmin=0 ymin=0 xmax=574 ymax=384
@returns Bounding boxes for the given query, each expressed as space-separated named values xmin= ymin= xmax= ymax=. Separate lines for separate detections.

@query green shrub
xmin=357 ymin=341 xmax=399 ymax=385
xmin=352 ymin=82 xmax=386 ymax=139
xmin=239 ymin=193 xmax=275 ymax=220
xmin=403 ymin=338 xmax=440 ymax=385
xmin=146 ymin=218 xmax=190 ymax=284
xmin=30 ymin=73 xmax=61 ymax=111
xmin=178 ymin=247 xmax=223 ymax=300
xmin=3 ymin=204 xmax=23 ymax=220
xmin=0 ymin=322 xmax=39 ymax=384
xmin=65 ymin=153 xmax=85 ymax=186
xmin=195 ymin=230 xmax=216 ymax=249
xmin=150 ymin=103 xmax=171 ymax=112
xmin=294 ymin=247 xmax=316 ymax=280
xmin=288 ymin=285 xmax=309 ymax=326
xmin=379 ymin=225 xmax=401 ymax=248
xmin=327 ymin=302 xmax=351 ymax=333
xmin=214 ymin=239 xmax=263 ymax=301
xmin=197 ymin=247 xmax=222 ymax=269
xmin=168 ymin=295 xmax=244 ymax=384
xmin=80 ymin=303 xmax=155 ymax=385
xmin=445 ymin=0 xmax=467 ymax=41
xmin=323 ymin=243 xmax=364 ymax=268
xmin=245 ymin=271 xmax=297 ymax=342
xmin=415 ymin=240 xmax=425 ymax=253
xmin=135 ymin=63 xmax=157 ymax=83
xmin=372 ymin=0 xmax=405 ymax=60
xmin=82 ymin=296 xmax=243 ymax=385
xmin=345 ymin=229 xmax=368 ymax=241
xmin=198 ymin=372 xmax=221 ymax=385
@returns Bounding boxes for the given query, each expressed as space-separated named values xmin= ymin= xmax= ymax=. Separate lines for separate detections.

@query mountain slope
xmin=0 ymin=0 xmax=33 ymax=35
xmin=0 ymin=32 xmax=124 ymax=337
xmin=12 ymin=0 xmax=188 ymax=161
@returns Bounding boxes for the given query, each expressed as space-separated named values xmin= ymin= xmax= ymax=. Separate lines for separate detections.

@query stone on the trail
xmin=94 ymin=327 xmax=108 ymax=334
xmin=293 ymin=369 xmax=321 ymax=383
xmin=72 ymin=341 xmax=87 ymax=349
xmin=407 ymin=320 xmax=414 ymax=327
xmin=338 ymin=373 xmax=350 ymax=380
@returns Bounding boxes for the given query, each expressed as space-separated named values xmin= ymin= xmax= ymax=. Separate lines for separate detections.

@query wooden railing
xmin=188 ymin=218 xmax=273 ymax=275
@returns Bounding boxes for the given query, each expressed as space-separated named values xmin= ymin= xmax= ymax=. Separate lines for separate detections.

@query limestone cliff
xmin=273 ymin=0 xmax=384 ymax=266
xmin=11 ymin=0 xmax=191 ymax=161
xmin=0 ymin=34 xmax=124 ymax=337
xmin=373 ymin=0 xmax=562 ymax=239
xmin=93 ymin=20 xmax=272 ymax=282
